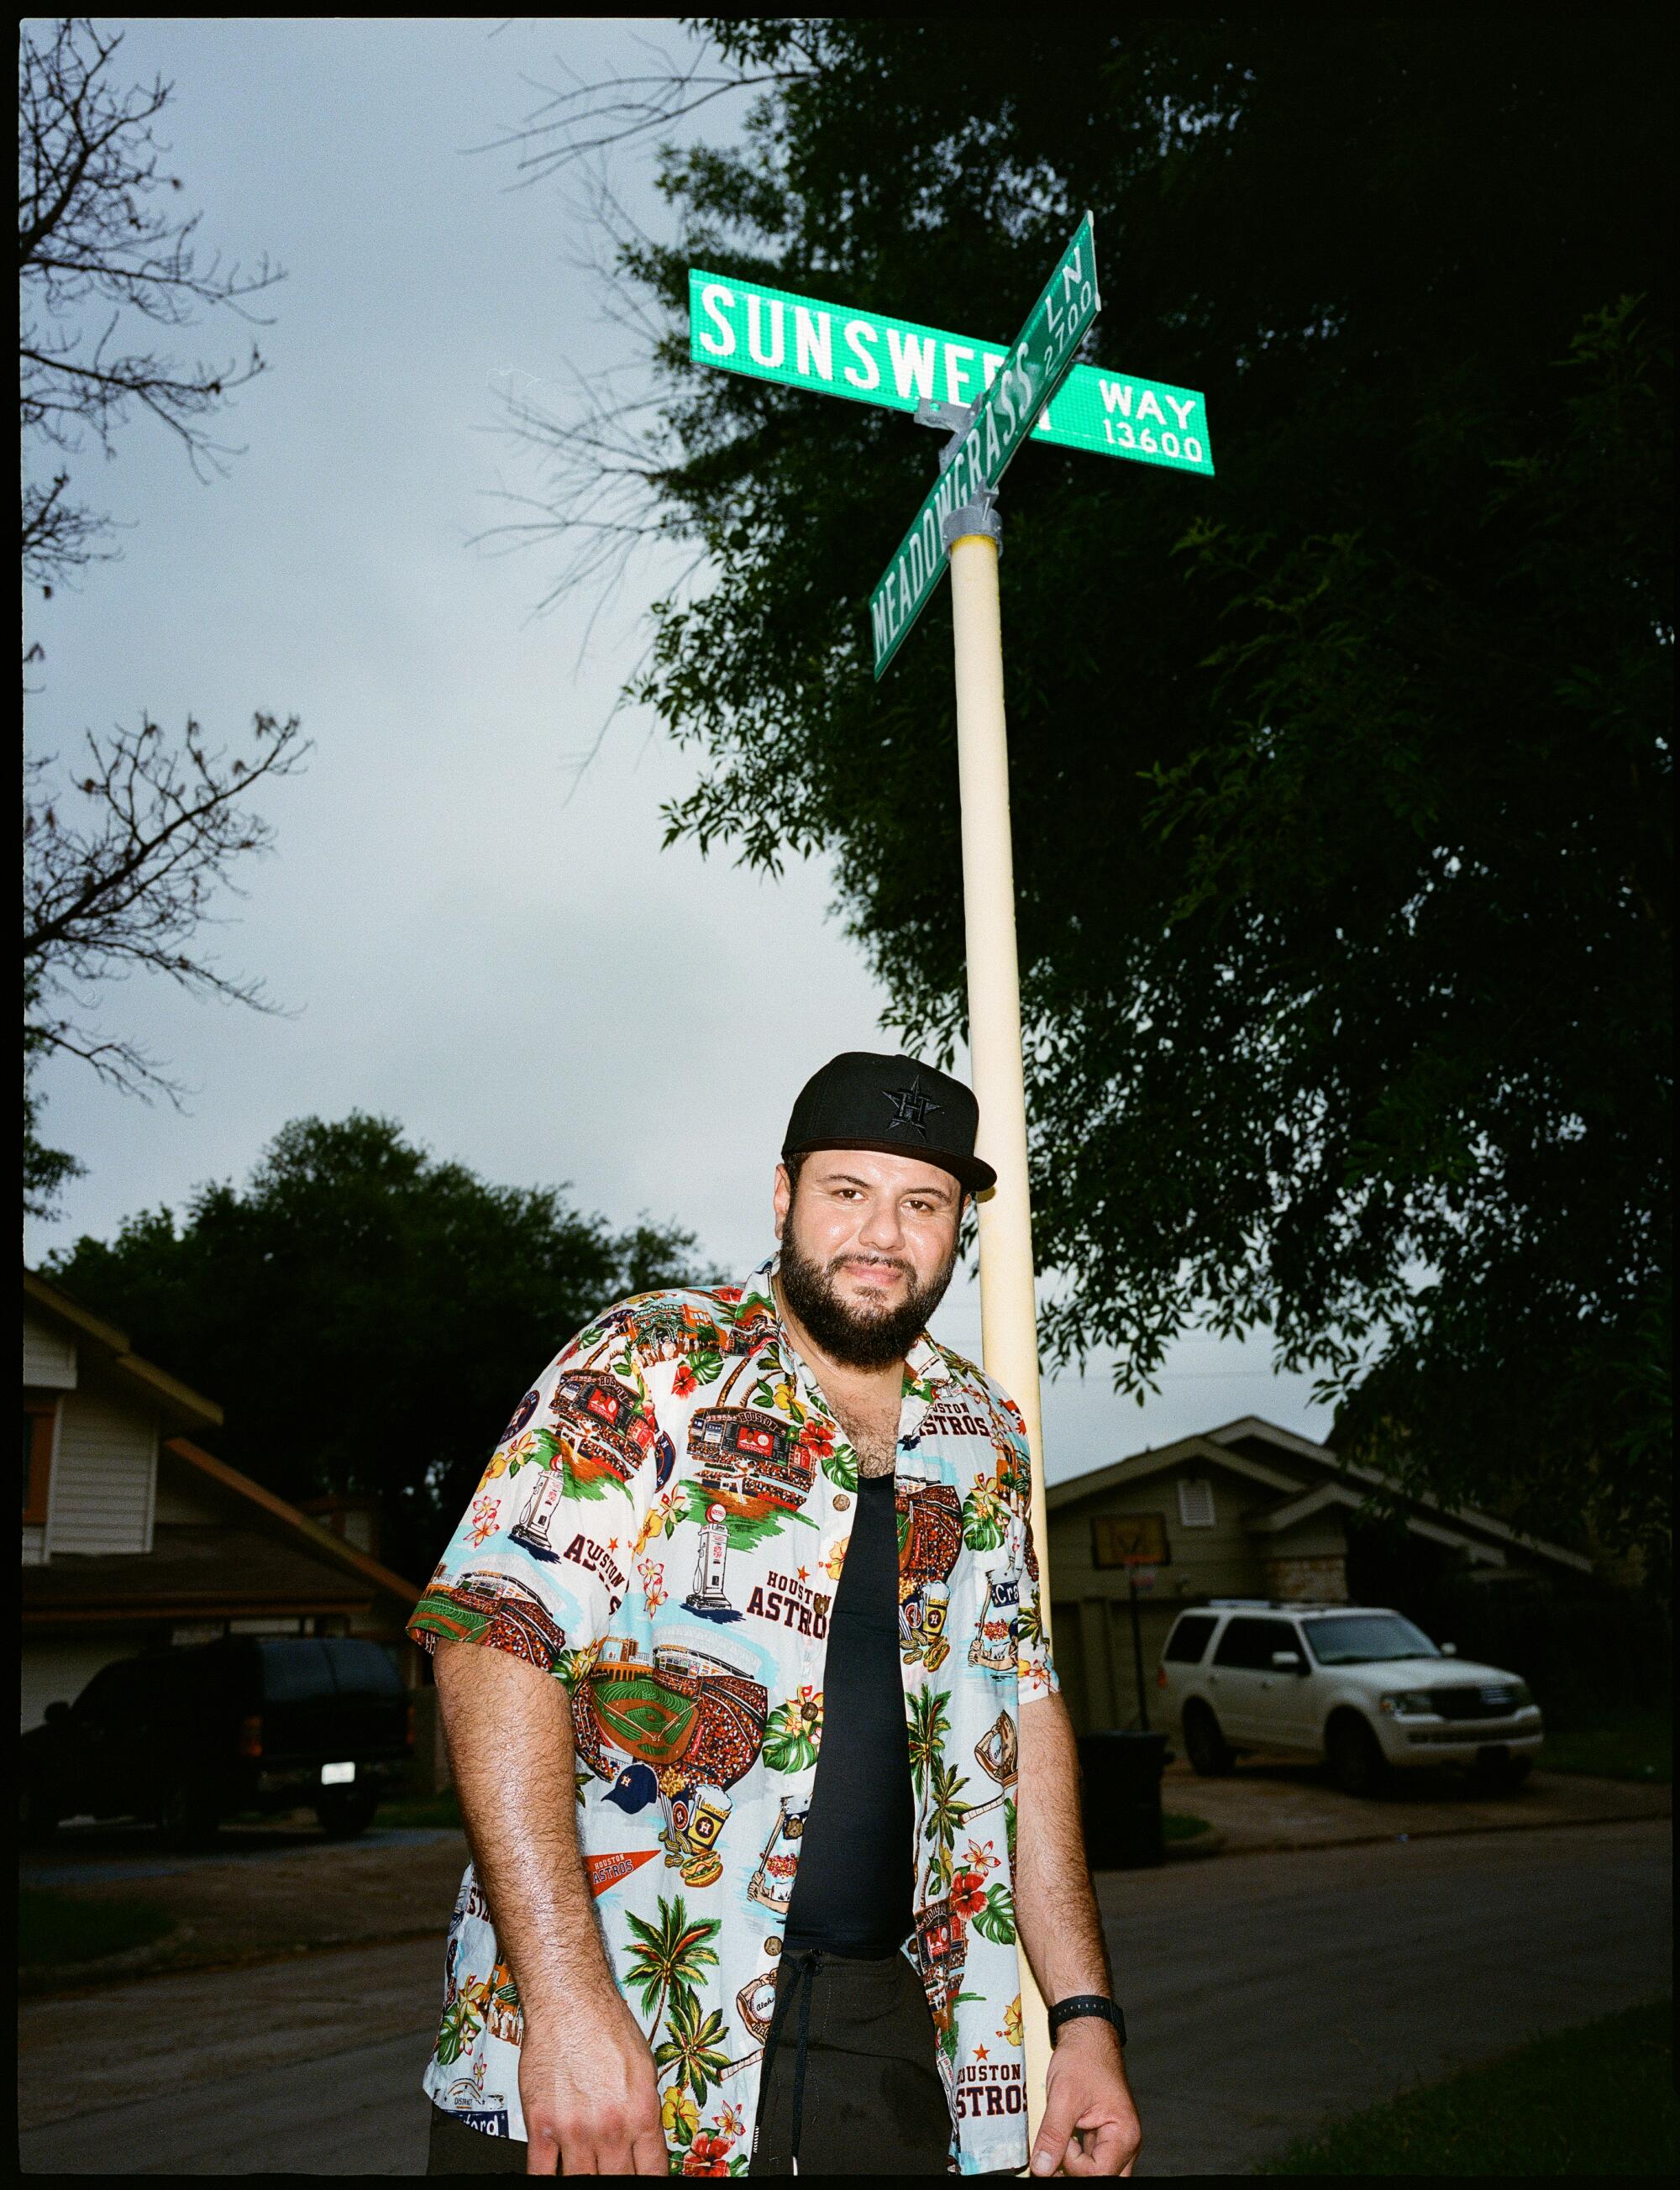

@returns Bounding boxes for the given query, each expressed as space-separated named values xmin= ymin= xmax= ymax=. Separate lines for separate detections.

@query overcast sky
xmin=24 ymin=17 xmax=1333 ymax=1482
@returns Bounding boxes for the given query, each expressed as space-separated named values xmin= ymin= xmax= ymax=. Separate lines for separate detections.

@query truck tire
xmin=315 ymin=1788 xmax=379 ymax=1841
xmin=157 ymin=1779 xmax=221 ymax=1848
xmin=1184 ymin=1701 xmax=1235 ymax=1778
xmin=1326 ymin=1712 xmax=1389 ymax=1798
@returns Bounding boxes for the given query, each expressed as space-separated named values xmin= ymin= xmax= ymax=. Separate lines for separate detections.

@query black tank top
xmin=781 ymin=1474 xmax=916 ymax=1956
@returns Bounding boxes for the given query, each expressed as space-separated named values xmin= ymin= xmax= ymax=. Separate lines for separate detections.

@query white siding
xmin=47 ymin=1386 xmax=158 ymax=1557
xmin=21 ymin=1523 xmax=46 ymax=1567
xmin=23 ymin=1311 xmax=78 ymax=1389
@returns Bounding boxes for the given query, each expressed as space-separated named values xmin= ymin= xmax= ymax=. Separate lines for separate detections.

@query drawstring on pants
xmin=757 ymin=1946 xmax=822 ymax=2173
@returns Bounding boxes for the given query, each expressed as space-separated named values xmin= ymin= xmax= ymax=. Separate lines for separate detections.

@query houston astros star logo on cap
xmin=884 ymin=1073 xmax=942 ymax=1141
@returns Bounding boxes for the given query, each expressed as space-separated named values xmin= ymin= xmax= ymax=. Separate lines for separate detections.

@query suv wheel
xmin=1184 ymin=1702 xmax=1235 ymax=1778
xmin=157 ymin=1780 xmax=220 ymax=1849
xmin=1326 ymin=1713 xmax=1389 ymax=1798
xmin=315 ymin=1788 xmax=379 ymax=1841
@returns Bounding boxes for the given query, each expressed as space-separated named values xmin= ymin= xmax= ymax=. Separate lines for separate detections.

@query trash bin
xmin=1078 ymin=1730 xmax=1168 ymax=1870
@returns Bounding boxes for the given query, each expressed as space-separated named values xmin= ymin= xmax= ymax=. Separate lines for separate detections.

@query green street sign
xmin=868 ymin=213 xmax=1101 ymax=676
xmin=687 ymin=267 xmax=1211 ymax=481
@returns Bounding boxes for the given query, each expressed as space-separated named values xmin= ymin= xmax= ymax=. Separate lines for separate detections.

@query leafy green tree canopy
xmin=45 ymin=1115 xmax=700 ymax=1578
xmin=512 ymin=20 xmax=1672 ymax=1565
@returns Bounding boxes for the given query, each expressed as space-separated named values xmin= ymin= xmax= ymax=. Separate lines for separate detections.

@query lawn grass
xmin=1163 ymin=1811 xmax=1212 ymax=1841
xmin=18 ymin=1887 xmax=174 ymax=1971
xmin=375 ymin=1785 xmax=463 ymax=1830
xmin=1259 ymin=1998 xmax=1675 ymax=2176
xmin=1539 ymin=1707 xmax=1671 ymax=1784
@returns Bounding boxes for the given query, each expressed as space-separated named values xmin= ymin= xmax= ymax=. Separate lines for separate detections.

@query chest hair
xmin=824 ymin=1391 xmax=902 ymax=1479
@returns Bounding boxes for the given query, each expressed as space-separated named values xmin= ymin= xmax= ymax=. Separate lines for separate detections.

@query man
xmin=411 ymin=1052 xmax=1141 ymax=2177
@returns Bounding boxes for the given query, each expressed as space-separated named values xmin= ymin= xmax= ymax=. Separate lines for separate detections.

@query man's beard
xmin=777 ymin=1222 xmax=957 ymax=1369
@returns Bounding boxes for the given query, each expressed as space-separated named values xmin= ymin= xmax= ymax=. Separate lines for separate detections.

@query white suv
xmin=1158 ymin=1601 xmax=1544 ymax=1795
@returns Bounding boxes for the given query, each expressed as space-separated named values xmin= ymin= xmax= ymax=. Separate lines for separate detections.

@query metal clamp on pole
xmin=942 ymin=491 xmax=1001 ymax=554
xmin=913 ymin=396 xmax=976 ymax=457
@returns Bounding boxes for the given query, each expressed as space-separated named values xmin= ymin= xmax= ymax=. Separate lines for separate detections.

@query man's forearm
xmin=1014 ymin=1689 xmax=1113 ymax=2002
xmin=434 ymin=1638 xmax=617 ymax=2020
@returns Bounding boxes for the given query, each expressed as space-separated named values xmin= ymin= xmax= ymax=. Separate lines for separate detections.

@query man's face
xmin=773 ymin=1148 xmax=962 ymax=1368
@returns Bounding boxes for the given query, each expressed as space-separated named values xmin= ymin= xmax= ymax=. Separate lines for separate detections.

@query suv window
xmin=1213 ymin=1615 xmax=1294 ymax=1670
xmin=257 ymin=1637 xmax=404 ymax=1702
xmin=1302 ymin=1612 xmax=1439 ymax=1666
xmin=258 ymin=1640 xmax=337 ymax=1703
xmin=1163 ymin=1614 xmax=1218 ymax=1665
xmin=325 ymin=1639 xmax=402 ymax=1697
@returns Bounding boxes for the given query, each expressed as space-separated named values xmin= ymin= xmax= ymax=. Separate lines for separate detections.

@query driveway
xmin=1158 ymin=1756 xmax=1670 ymax=1857
xmin=18 ymin=1818 xmax=1670 ymax=2174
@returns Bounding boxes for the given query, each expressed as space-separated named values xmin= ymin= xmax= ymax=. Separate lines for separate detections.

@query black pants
xmin=425 ymin=1948 xmax=951 ymax=2177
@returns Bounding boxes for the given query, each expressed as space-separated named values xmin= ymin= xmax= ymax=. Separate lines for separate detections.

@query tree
xmin=19 ymin=16 xmax=283 ymax=591
xmin=496 ymin=22 xmax=1672 ymax=1568
xmin=44 ymin=1113 xmax=702 ymax=1578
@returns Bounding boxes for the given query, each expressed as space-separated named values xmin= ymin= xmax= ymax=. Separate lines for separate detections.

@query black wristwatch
xmin=1047 ymin=1995 xmax=1127 ymax=2047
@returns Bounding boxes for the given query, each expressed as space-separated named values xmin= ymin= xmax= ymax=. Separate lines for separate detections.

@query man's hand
xmin=518 ymin=1992 xmax=668 ymax=2176
xmin=1029 ymin=2019 xmax=1142 ymax=2178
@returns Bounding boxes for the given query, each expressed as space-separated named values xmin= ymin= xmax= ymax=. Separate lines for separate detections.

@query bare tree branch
xmin=465 ymin=25 xmax=813 ymax=188
xmin=23 ymin=712 xmax=312 ymax=1104
xmin=18 ymin=16 xmax=286 ymax=588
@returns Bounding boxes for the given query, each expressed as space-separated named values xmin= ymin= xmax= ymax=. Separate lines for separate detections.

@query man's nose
xmin=858 ymin=1195 xmax=906 ymax=1252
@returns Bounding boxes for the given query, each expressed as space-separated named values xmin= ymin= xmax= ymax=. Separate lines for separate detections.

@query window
xmin=1213 ymin=1615 xmax=1293 ymax=1670
xmin=257 ymin=1636 xmax=405 ymax=1702
xmin=1177 ymin=1478 xmax=1215 ymax=1528
xmin=1091 ymin=1513 xmax=1170 ymax=1568
xmin=324 ymin=1638 xmax=403 ymax=1698
xmin=258 ymin=1639 xmax=337 ymax=1703
xmin=1163 ymin=1614 xmax=1218 ymax=1665
xmin=1302 ymin=1613 xmax=1440 ymax=1667
xmin=23 ymin=1400 xmax=55 ymax=1525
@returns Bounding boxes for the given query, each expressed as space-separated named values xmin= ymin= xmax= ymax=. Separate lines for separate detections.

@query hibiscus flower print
xmin=951 ymin=1867 xmax=989 ymax=1921
xmin=672 ymin=1360 xmax=697 ymax=1398
xmin=684 ymin=2124 xmax=736 ymax=2176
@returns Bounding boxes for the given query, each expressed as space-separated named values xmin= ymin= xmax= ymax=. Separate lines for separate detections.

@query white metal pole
xmin=947 ymin=523 xmax=1056 ymax=2145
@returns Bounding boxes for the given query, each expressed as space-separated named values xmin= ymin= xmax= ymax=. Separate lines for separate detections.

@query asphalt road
xmin=18 ymin=1819 xmax=1672 ymax=2176
xmin=23 ymin=1822 xmax=458 ymax=1890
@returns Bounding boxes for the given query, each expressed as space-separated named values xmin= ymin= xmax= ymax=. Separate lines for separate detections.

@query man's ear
xmin=772 ymin=1160 xmax=792 ymax=1242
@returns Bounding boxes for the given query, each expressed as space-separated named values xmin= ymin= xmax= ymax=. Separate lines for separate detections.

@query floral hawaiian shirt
xmin=407 ymin=1255 xmax=1057 ymax=2176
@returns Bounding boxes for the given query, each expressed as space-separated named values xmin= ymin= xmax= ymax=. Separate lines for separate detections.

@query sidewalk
xmin=1156 ymin=1757 xmax=1671 ymax=1861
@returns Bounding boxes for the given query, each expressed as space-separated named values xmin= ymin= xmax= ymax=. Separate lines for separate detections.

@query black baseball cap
xmin=780 ymin=1051 xmax=996 ymax=1195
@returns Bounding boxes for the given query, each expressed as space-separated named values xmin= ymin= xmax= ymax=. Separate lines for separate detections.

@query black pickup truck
xmin=19 ymin=1636 xmax=413 ymax=1844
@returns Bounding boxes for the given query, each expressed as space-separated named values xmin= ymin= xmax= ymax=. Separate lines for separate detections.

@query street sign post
xmin=868 ymin=213 xmax=1100 ymax=675
xmin=686 ymin=208 xmax=1210 ymax=2156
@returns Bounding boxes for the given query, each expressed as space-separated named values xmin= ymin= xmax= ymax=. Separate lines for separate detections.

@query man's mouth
xmin=834 ymin=1257 xmax=910 ymax=1289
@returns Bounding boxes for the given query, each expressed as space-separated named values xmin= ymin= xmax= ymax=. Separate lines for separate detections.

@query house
xmin=22 ymin=1268 xmax=427 ymax=1732
xmin=1045 ymin=1415 xmax=1594 ymax=1736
